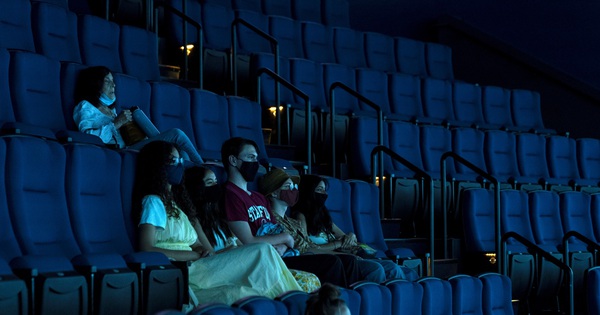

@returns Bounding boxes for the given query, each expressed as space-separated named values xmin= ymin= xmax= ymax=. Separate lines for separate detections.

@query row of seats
xmin=181 ymin=274 xmax=513 ymax=315
xmin=462 ymin=188 xmax=600 ymax=309
xmin=0 ymin=135 xmax=186 ymax=315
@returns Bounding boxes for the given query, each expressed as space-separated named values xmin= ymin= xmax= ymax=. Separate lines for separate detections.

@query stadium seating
xmin=364 ymin=32 xmax=396 ymax=73
xmin=31 ymin=2 xmax=81 ymax=63
xmin=351 ymin=281 xmax=393 ymax=315
xmin=385 ymin=279 xmax=423 ymax=315
xmin=0 ymin=0 xmax=35 ymax=52
xmin=448 ymin=274 xmax=483 ymax=315
xmin=419 ymin=277 xmax=453 ymax=315
xmin=78 ymin=14 xmax=122 ymax=72
xmin=394 ymin=36 xmax=428 ymax=77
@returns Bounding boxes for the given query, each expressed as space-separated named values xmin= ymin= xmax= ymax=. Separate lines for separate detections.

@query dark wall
xmin=348 ymin=0 xmax=600 ymax=138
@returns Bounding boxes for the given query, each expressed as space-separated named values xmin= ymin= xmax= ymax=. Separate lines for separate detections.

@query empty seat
xmin=351 ymin=282 xmax=392 ymax=315
xmin=233 ymin=296 xmax=288 ymax=315
xmin=275 ymin=291 xmax=309 ymax=315
xmin=301 ymin=21 xmax=335 ymax=63
xmin=448 ymin=275 xmax=483 ymax=315
xmin=250 ymin=54 xmax=293 ymax=107
xmin=234 ymin=9 xmax=271 ymax=55
xmin=419 ymin=277 xmax=453 ymax=315
xmin=339 ymin=287 xmax=361 ymax=315
xmin=190 ymin=89 xmax=230 ymax=162
xmin=332 ymin=27 xmax=367 ymax=69
xmin=113 ymin=72 xmax=152 ymax=114
xmin=394 ymin=37 xmax=428 ymax=77
xmin=321 ymin=0 xmax=350 ymax=27
xmin=261 ymin=0 xmax=292 ymax=17
xmin=232 ymin=0 xmax=261 ymax=11
xmin=546 ymin=135 xmax=581 ymax=191
xmin=388 ymin=73 xmax=427 ymax=123
xmin=60 ymin=62 xmax=88 ymax=131
xmin=479 ymin=273 xmax=514 ymax=315
xmin=588 ymin=266 xmax=600 ymax=315
xmin=164 ymin=0 xmax=202 ymax=50
xmin=425 ymin=42 xmax=454 ymax=80
xmin=201 ymin=2 xmax=235 ymax=93
xmin=421 ymin=77 xmax=457 ymax=126
xmin=511 ymin=89 xmax=555 ymax=134
xmin=576 ymin=138 xmax=600 ymax=192
xmin=0 ymin=0 xmax=35 ymax=51
xmin=78 ymin=14 xmax=122 ymax=72
xmin=268 ymin=15 xmax=303 ymax=59
xmin=0 ymin=258 xmax=28 ymax=315
xmin=364 ymin=32 xmax=396 ymax=73
xmin=452 ymin=81 xmax=489 ymax=129
xmin=348 ymin=116 xmax=391 ymax=178
xmin=516 ymin=133 xmax=549 ymax=190
xmin=484 ymin=130 xmax=520 ymax=187
xmin=31 ymin=2 xmax=81 ymax=63
xmin=119 ymin=25 xmax=160 ymax=81
xmin=355 ymin=68 xmax=392 ymax=118
xmin=292 ymin=0 xmax=321 ymax=23
xmin=481 ymin=85 xmax=514 ymax=131
xmin=150 ymin=81 xmax=195 ymax=136
xmin=385 ymin=279 xmax=423 ymax=315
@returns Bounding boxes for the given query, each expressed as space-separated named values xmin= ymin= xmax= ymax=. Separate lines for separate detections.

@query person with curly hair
xmin=132 ymin=140 xmax=302 ymax=305
xmin=305 ymin=283 xmax=350 ymax=315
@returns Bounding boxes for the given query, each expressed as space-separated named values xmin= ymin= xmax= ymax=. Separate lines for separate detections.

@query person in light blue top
xmin=72 ymin=66 xmax=203 ymax=164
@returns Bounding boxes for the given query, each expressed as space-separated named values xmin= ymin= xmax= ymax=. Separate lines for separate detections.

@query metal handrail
xmin=329 ymin=82 xmax=383 ymax=178
xmin=257 ymin=68 xmax=311 ymax=173
xmin=154 ymin=2 xmax=203 ymax=88
xmin=231 ymin=18 xmax=281 ymax=144
xmin=371 ymin=145 xmax=435 ymax=276
xmin=502 ymin=231 xmax=574 ymax=315
xmin=563 ymin=230 xmax=600 ymax=265
xmin=441 ymin=152 xmax=500 ymax=269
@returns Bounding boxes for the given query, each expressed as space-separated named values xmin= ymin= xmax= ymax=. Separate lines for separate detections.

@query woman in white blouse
xmin=72 ymin=66 xmax=203 ymax=164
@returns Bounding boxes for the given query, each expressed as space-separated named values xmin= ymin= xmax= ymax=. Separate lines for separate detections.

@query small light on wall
xmin=269 ymin=106 xmax=284 ymax=117
xmin=179 ymin=44 xmax=194 ymax=56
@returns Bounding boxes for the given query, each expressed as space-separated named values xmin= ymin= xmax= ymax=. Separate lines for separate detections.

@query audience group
xmin=72 ymin=66 xmax=417 ymax=311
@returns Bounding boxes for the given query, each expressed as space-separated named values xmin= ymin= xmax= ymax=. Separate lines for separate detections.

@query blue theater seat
xmin=576 ymin=137 xmax=600 ymax=193
xmin=348 ymin=116 xmax=391 ymax=178
xmin=421 ymin=77 xmax=461 ymax=127
xmin=0 ymin=0 xmax=35 ymax=51
xmin=481 ymin=85 xmax=514 ymax=131
xmin=515 ymin=133 xmax=549 ymax=191
xmin=0 ymin=48 xmax=14 ymax=126
xmin=232 ymin=0 xmax=261 ymax=12
xmin=546 ymin=135 xmax=581 ymax=191
xmin=5 ymin=136 xmax=88 ymax=314
xmin=262 ymin=0 xmax=292 ymax=17
xmin=268 ymin=15 xmax=303 ymax=59
xmin=78 ymin=14 xmax=122 ymax=72
xmin=364 ymin=32 xmax=396 ymax=73
xmin=113 ymin=72 xmax=152 ymax=115
xmin=234 ymin=9 xmax=271 ymax=55
xmin=251 ymin=54 xmax=293 ymax=106
xmin=0 ymin=258 xmax=28 ymax=315
xmin=275 ymin=291 xmax=309 ymax=315
xmin=60 ymin=62 xmax=87 ymax=131
xmin=388 ymin=73 xmax=428 ymax=123
xmin=484 ymin=130 xmax=520 ymax=188
xmin=31 ymin=2 xmax=81 ymax=63
xmin=479 ymin=273 xmax=514 ymax=315
xmin=394 ymin=37 xmax=428 ymax=77
xmin=587 ymin=266 xmax=600 ymax=315
xmin=322 ymin=176 xmax=354 ymax=234
xmin=322 ymin=0 xmax=350 ymax=27
xmin=351 ymin=282 xmax=392 ymax=315
xmin=301 ymin=21 xmax=335 ymax=63
xmin=292 ymin=0 xmax=321 ymax=23
xmin=190 ymin=303 xmax=249 ymax=315
xmin=164 ymin=0 xmax=202 ymax=50
xmin=511 ymin=89 xmax=555 ymax=135
xmin=233 ymin=296 xmax=288 ymax=315
xmin=419 ymin=277 xmax=453 ymax=315
xmin=338 ymin=287 xmax=361 ymax=315
xmin=190 ymin=89 xmax=231 ymax=162
xmin=288 ymin=57 xmax=324 ymax=149
xmin=452 ymin=81 xmax=491 ymax=129
xmin=150 ymin=81 xmax=196 ymax=142
xmin=201 ymin=2 xmax=235 ymax=93
xmin=355 ymin=68 xmax=392 ymax=118
xmin=332 ymin=27 xmax=366 ymax=69
xmin=119 ymin=25 xmax=161 ymax=81
xmin=385 ymin=279 xmax=423 ymax=315
xmin=425 ymin=42 xmax=454 ymax=80
xmin=449 ymin=275 xmax=483 ymax=315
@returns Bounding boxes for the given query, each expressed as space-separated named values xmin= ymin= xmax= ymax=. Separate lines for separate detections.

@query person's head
xmin=305 ymin=283 xmax=350 ymax=315
xmin=133 ymin=141 xmax=194 ymax=219
xmin=291 ymin=174 xmax=332 ymax=236
xmin=221 ymin=137 xmax=260 ymax=182
xmin=75 ymin=65 xmax=116 ymax=108
xmin=258 ymin=168 xmax=300 ymax=210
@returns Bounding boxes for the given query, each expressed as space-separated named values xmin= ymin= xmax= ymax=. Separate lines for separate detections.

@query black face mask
xmin=203 ymin=185 xmax=222 ymax=203
xmin=238 ymin=160 xmax=259 ymax=182
xmin=314 ymin=192 xmax=328 ymax=208
xmin=166 ymin=164 xmax=184 ymax=185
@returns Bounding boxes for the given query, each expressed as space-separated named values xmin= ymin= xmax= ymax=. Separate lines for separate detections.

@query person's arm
xmin=332 ymin=223 xmax=358 ymax=249
xmin=191 ymin=219 xmax=216 ymax=255
xmin=139 ymin=224 xmax=201 ymax=261
xmin=227 ymin=220 xmax=294 ymax=249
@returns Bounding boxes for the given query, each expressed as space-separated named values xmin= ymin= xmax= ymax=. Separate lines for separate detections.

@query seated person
xmin=291 ymin=174 xmax=419 ymax=281
xmin=305 ymin=283 xmax=350 ymax=315
xmin=73 ymin=66 xmax=203 ymax=164
xmin=183 ymin=165 xmax=320 ymax=292
xmin=133 ymin=140 xmax=302 ymax=305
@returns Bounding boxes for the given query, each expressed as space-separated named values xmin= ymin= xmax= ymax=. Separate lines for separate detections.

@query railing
xmin=329 ymin=82 xmax=383 ymax=178
xmin=256 ymin=68 xmax=311 ymax=173
xmin=230 ymin=18 xmax=282 ymax=144
xmin=502 ymin=232 xmax=574 ymax=315
xmin=154 ymin=2 xmax=203 ymax=88
xmin=371 ymin=145 xmax=435 ymax=276
xmin=563 ymin=230 xmax=600 ymax=271
xmin=440 ymin=152 xmax=500 ymax=269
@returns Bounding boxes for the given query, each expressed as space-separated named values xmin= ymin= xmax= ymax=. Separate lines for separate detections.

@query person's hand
xmin=273 ymin=244 xmax=288 ymax=256
xmin=341 ymin=233 xmax=357 ymax=249
xmin=281 ymin=233 xmax=295 ymax=249
xmin=192 ymin=246 xmax=212 ymax=259
xmin=114 ymin=110 xmax=133 ymax=129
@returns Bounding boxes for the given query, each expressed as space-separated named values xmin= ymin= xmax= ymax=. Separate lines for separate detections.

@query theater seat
xmin=275 ymin=291 xmax=309 ymax=315
xmin=479 ymin=273 xmax=514 ymax=315
xmin=190 ymin=89 xmax=231 ymax=162
xmin=119 ymin=25 xmax=161 ymax=81
xmin=351 ymin=282 xmax=392 ymax=315
xmin=419 ymin=277 xmax=452 ymax=315
xmin=385 ymin=279 xmax=423 ymax=315
xmin=448 ymin=275 xmax=483 ymax=315
xmin=78 ymin=14 xmax=122 ymax=72
xmin=0 ymin=0 xmax=35 ymax=52
xmin=233 ymin=296 xmax=288 ymax=315
xmin=31 ymin=2 xmax=81 ymax=63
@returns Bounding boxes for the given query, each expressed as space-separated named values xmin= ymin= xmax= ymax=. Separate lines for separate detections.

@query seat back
xmin=419 ymin=277 xmax=453 ymax=315
xmin=322 ymin=0 xmax=350 ymax=27
xmin=0 ymin=139 xmax=23 ymax=262
xmin=352 ymin=282 xmax=392 ymax=315
xmin=348 ymin=116 xmax=391 ymax=178
xmin=268 ymin=15 xmax=302 ymax=58
xmin=385 ymin=279 xmax=423 ymax=315
xmin=0 ymin=48 xmax=15 ymax=125
xmin=234 ymin=10 xmax=270 ymax=55
xmin=387 ymin=121 xmax=423 ymax=177
xmin=500 ymin=190 xmax=535 ymax=252
xmin=355 ymin=68 xmax=391 ymax=116
xmin=113 ymin=72 xmax=152 ymax=114
xmin=482 ymin=85 xmax=513 ymax=129
xmin=484 ymin=130 xmax=520 ymax=183
xmin=32 ymin=2 xmax=81 ymax=63
xmin=292 ymin=0 xmax=321 ymax=23
xmin=332 ymin=27 xmax=366 ymax=68
xmin=576 ymin=138 xmax=600 ymax=183
xmin=364 ymin=32 xmax=396 ymax=72
xmin=587 ymin=266 xmax=600 ymax=315
xmin=339 ymin=287 xmax=361 ymax=315
xmin=510 ymin=89 xmax=545 ymax=131
xmin=289 ymin=58 xmax=327 ymax=111
xmin=528 ymin=190 xmax=562 ymax=252
xmin=516 ymin=133 xmax=550 ymax=184
xmin=419 ymin=124 xmax=453 ymax=178
xmin=60 ymin=62 xmax=87 ymax=131
xmin=323 ymin=176 xmax=354 ymax=234
xmin=190 ymin=89 xmax=230 ymax=162
xmin=449 ymin=275 xmax=484 ymax=315
xmin=452 ymin=81 xmax=484 ymax=127
xmin=559 ymin=191 xmax=596 ymax=248
xmin=451 ymin=128 xmax=486 ymax=178
xmin=262 ymin=0 xmax=292 ymax=17
xmin=202 ymin=3 xmax=235 ymax=51
xmin=301 ymin=22 xmax=335 ymax=63
xmin=227 ymin=96 xmax=269 ymax=162
xmin=150 ymin=82 xmax=195 ymax=142
xmin=479 ymin=273 xmax=514 ymax=315
xmin=234 ymin=296 xmax=288 ymax=315
xmin=388 ymin=73 xmax=424 ymax=121
xmin=276 ymin=291 xmax=309 ymax=315
xmin=119 ymin=25 xmax=160 ymax=81
xmin=0 ymin=0 xmax=35 ymax=51
xmin=394 ymin=37 xmax=427 ymax=77
xmin=322 ymin=63 xmax=358 ymax=115
xmin=546 ymin=135 xmax=580 ymax=186
xmin=164 ymin=0 xmax=202 ymax=46
xmin=421 ymin=77 xmax=454 ymax=124
xmin=462 ymin=188 xmax=495 ymax=253
xmin=349 ymin=180 xmax=388 ymax=255
xmin=78 ymin=14 xmax=122 ymax=72
xmin=425 ymin=42 xmax=453 ymax=80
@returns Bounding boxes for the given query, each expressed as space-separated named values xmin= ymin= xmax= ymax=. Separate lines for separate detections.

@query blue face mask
xmin=99 ymin=93 xmax=116 ymax=106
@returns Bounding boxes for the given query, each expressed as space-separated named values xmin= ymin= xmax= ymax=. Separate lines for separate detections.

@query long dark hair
xmin=291 ymin=174 xmax=333 ymax=236
xmin=184 ymin=166 xmax=232 ymax=246
xmin=305 ymin=283 xmax=347 ymax=315
xmin=132 ymin=141 xmax=196 ymax=222
xmin=74 ymin=65 xmax=114 ymax=109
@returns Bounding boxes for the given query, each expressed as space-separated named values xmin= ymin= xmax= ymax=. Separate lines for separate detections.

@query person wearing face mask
xmin=73 ymin=66 xmax=203 ymax=165
xmin=292 ymin=175 xmax=419 ymax=281
xmin=221 ymin=137 xmax=361 ymax=288
xmin=260 ymin=168 xmax=392 ymax=283
xmin=133 ymin=141 xmax=306 ymax=306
